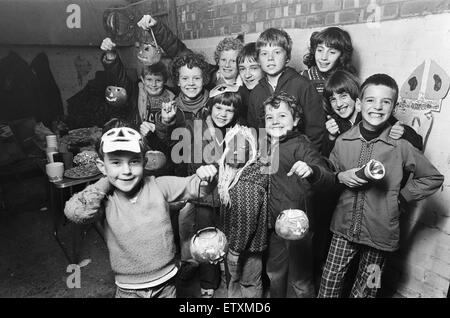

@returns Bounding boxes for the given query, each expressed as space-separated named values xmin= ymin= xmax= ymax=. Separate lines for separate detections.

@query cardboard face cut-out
xmin=394 ymin=59 xmax=450 ymax=149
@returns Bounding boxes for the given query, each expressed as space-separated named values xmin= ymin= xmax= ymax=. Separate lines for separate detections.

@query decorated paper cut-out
xmin=425 ymin=60 xmax=450 ymax=100
xmin=394 ymin=59 xmax=449 ymax=149
xmin=400 ymin=62 xmax=424 ymax=100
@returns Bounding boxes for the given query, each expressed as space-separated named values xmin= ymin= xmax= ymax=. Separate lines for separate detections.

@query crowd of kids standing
xmin=64 ymin=14 xmax=444 ymax=299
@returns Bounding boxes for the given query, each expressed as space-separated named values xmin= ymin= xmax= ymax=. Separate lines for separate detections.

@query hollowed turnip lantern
xmin=190 ymin=227 xmax=228 ymax=264
xmin=275 ymin=209 xmax=309 ymax=240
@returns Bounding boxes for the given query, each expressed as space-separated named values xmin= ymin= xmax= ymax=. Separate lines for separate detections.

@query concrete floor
xmin=0 ymin=172 xmax=403 ymax=298
xmin=0 ymin=173 xmax=229 ymax=298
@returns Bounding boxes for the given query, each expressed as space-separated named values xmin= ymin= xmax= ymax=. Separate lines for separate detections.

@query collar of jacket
xmin=260 ymin=67 xmax=299 ymax=90
xmin=342 ymin=122 xmax=395 ymax=147
xmin=263 ymin=130 xmax=303 ymax=151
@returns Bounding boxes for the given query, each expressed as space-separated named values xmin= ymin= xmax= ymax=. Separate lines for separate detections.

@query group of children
xmin=64 ymin=15 xmax=444 ymax=298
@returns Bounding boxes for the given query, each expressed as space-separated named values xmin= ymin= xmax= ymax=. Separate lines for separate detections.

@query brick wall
xmin=174 ymin=0 xmax=450 ymax=40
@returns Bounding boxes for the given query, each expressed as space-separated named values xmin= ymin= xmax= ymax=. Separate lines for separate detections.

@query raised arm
xmin=137 ymin=15 xmax=192 ymax=58
xmin=64 ymin=178 xmax=112 ymax=224
xmin=155 ymin=165 xmax=218 ymax=202
xmin=100 ymin=38 xmax=133 ymax=94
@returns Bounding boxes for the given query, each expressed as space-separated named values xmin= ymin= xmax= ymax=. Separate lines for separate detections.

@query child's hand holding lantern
xmin=100 ymin=38 xmax=117 ymax=61
xmin=100 ymin=37 xmax=116 ymax=51
xmin=196 ymin=165 xmax=218 ymax=183
xmin=137 ymin=15 xmax=157 ymax=30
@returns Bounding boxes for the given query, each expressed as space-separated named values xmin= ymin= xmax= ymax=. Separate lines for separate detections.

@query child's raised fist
xmin=325 ymin=116 xmax=340 ymax=140
xmin=100 ymin=37 xmax=116 ymax=52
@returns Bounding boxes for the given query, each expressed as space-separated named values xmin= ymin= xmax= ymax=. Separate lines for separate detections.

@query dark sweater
xmin=267 ymin=131 xmax=335 ymax=229
xmin=247 ymin=67 xmax=326 ymax=150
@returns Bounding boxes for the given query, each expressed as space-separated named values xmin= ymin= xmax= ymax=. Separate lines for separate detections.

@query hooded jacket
xmin=247 ymin=67 xmax=326 ymax=150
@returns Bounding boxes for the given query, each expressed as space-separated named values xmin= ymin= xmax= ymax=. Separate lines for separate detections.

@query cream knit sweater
xmin=65 ymin=174 xmax=210 ymax=285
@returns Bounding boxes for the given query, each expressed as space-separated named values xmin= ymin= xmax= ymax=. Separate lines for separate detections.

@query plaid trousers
xmin=317 ymin=233 xmax=386 ymax=298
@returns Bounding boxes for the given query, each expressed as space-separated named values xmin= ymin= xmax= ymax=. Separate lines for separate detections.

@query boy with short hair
xmin=321 ymin=69 xmax=423 ymax=157
xmin=137 ymin=62 xmax=175 ymax=132
xmin=263 ymin=91 xmax=335 ymax=298
xmin=236 ymin=42 xmax=264 ymax=124
xmin=64 ymin=126 xmax=217 ymax=298
xmin=318 ymin=74 xmax=444 ymax=298
xmin=247 ymin=28 xmax=325 ymax=150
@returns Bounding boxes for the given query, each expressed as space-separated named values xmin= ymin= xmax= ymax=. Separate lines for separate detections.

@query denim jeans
xmin=178 ymin=202 xmax=220 ymax=290
xmin=114 ymin=277 xmax=176 ymax=298
xmin=226 ymin=249 xmax=263 ymax=298
xmin=266 ymin=231 xmax=315 ymax=298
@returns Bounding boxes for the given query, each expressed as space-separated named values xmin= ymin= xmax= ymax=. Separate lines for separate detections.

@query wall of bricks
xmin=174 ymin=0 xmax=450 ymax=40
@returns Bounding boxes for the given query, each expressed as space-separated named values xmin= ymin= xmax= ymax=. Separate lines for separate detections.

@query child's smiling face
xmin=264 ymin=101 xmax=299 ymax=138
xmin=218 ymin=49 xmax=239 ymax=81
xmin=329 ymin=91 xmax=356 ymax=119
xmin=178 ymin=65 xmax=204 ymax=99
xmin=211 ymin=103 xmax=235 ymax=128
xmin=315 ymin=43 xmax=342 ymax=73
xmin=97 ymin=151 xmax=145 ymax=196
xmin=238 ymin=58 xmax=263 ymax=90
xmin=142 ymin=73 xmax=164 ymax=96
xmin=357 ymin=84 xmax=396 ymax=131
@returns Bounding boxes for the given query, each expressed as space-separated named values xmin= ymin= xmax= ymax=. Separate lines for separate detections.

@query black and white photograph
xmin=0 ymin=0 xmax=449 ymax=303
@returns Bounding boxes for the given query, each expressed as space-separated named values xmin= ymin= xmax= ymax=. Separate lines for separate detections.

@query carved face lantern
xmin=136 ymin=28 xmax=162 ymax=66
xmin=275 ymin=209 xmax=309 ymax=240
xmin=105 ymin=86 xmax=128 ymax=107
xmin=190 ymin=227 xmax=228 ymax=264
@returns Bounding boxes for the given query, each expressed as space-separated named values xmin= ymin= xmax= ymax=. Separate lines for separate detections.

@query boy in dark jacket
xmin=318 ymin=74 xmax=444 ymax=298
xmin=247 ymin=28 xmax=325 ymax=150
xmin=236 ymin=42 xmax=264 ymax=124
xmin=263 ymin=91 xmax=335 ymax=298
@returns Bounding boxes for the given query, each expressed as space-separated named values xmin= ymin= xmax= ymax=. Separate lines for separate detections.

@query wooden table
xmin=48 ymin=173 xmax=103 ymax=264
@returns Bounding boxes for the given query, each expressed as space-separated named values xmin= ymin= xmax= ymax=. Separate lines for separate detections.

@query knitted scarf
xmin=176 ymin=90 xmax=209 ymax=115
xmin=306 ymin=66 xmax=330 ymax=94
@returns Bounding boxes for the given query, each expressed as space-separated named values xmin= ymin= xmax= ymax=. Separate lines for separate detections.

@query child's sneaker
xmin=200 ymin=288 xmax=214 ymax=298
